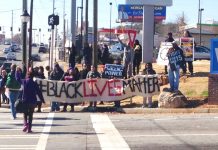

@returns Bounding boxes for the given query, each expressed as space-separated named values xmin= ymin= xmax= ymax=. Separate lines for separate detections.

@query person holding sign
xmin=182 ymin=30 xmax=195 ymax=75
xmin=167 ymin=42 xmax=185 ymax=92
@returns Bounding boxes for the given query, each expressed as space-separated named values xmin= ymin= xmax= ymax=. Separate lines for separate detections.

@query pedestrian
xmin=133 ymin=39 xmax=142 ymax=75
xmin=5 ymin=64 xmax=22 ymax=119
xmin=35 ymin=66 xmax=45 ymax=112
xmin=19 ymin=71 xmax=45 ymax=133
xmin=86 ymin=65 xmax=101 ymax=111
xmin=164 ymin=32 xmax=175 ymax=74
xmin=183 ymin=30 xmax=195 ymax=75
xmin=49 ymin=63 xmax=64 ymax=112
xmin=0 ymin=69 xmax=8 ymax=104
xmin=141 ymin=63 xmax=156 ymax=108
xmin=167 ymin=42 xmax=185 ymax=92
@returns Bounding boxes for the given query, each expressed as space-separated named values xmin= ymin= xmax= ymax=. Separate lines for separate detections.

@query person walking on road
xmin=5 ymin=64 xmax=22 ymax=119
xmin=19 ymin=71 xmax=45 ymax=133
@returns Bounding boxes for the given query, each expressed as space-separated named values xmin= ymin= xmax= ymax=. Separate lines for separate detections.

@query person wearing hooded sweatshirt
xmin=18 ymin=71 xmax=45 ymax=133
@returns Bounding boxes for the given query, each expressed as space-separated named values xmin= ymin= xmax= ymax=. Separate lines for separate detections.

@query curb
xmin=1 ymin=106 xmax=218 ymax=114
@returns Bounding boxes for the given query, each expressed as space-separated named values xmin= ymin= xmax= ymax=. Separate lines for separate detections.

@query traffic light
xmin=18 ymin=28 xmax=20 ymax=32
xmin=0 ymin=26 xmax=1 ymax=31
xmin=10 ymin=27 xmax=13 ymax=31
xmin=39 ymin=28 xmax=41 ymax=32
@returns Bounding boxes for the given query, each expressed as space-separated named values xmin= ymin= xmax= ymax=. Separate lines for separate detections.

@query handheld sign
xmin=103 ymin=64 xmax=124 ymax=79
xmin=180 ymin=37 xmax=194 ymax=61
xmin=157 ymin=42 xmax=172 ymax=65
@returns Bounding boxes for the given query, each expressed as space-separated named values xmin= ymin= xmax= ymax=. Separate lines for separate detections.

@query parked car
xmin=194 ymin=46 xmax=210 ymax=60
xmin=0 ymin=57 xmax=7 ymax=67
xmin=31 ymin=54 xmax=41 ymax=61
xmin=1 ymin=62 xmax=12 ymax=73
xmin=6 ymin=52 xmax=16 ymax=60
xmin=38 ymin=46 xmax=47 ymax=53
xmin=3 ymin=47 xmax=12 ymax=53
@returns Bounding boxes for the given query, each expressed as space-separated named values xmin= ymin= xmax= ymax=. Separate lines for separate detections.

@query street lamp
xmin=20 ymin=9 xmax=30 ymax=70
xmin=199 ymin=8 xmax=204 ymax=46
xmin=109 ymin=2 xmax=112 ymax=45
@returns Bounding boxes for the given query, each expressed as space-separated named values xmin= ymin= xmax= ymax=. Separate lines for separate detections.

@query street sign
xmin=118 ymin=5 xmax=166 ymax=22
xmin=125 ymin=0 xmax=173 ymax=6
xmin=210 ymin=39 xmax=218 ymax=74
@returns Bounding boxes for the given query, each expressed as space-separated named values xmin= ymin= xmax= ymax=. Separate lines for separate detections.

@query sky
xmin=0 ymin=0 xmax=218 ymax=42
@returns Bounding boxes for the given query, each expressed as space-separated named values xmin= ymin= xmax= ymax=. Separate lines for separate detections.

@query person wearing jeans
xmin=6 ymin=64 xmax=22 ymax=119
xmin=167 ymin=42 xmax=185 ymax=92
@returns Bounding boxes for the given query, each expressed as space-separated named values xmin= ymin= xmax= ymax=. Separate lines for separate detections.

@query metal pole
xmin=81 ymin=0 xmax=84 ymax=50
xmin=63 ymin=0 xmax=66 ymax=61
xmin=29 ymin=0 xmax=33 ymax=68
xmin=76 ymin=7 xmax=79 ymax=32
xmin=198 ymin=0 xmax=201 ymax=24
xmin=200 ymin=9 xmax=203 ymax=46
xmin=71 ymin=0 xmax=76 ymax=46
xmin=50 ymin=0 xmax=55 ymax=69
xmin=109 ymin=2 xmax=112 ymax=45
xmin=22 ymin=0 xmax=28 ymax=70
xmin=85 ymin=0 xmax=88 ymax=44
xmin=93 ymin=0 xmax=98 ymax=66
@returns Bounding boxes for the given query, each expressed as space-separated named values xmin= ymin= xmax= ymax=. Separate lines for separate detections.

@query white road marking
xmin=36 ymin=113 xmax=54 ymax=150
xmin=124 ymin=133 xmax=218 ymax=138
xmin=91 ymin=114 xmax=130 ymax=150
xmin=0 ymin=145 xmax=35 ymax=150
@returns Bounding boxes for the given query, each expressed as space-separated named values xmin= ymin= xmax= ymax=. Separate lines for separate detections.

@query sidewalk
xmin=1 ymin=104 xmax=218 ymax=114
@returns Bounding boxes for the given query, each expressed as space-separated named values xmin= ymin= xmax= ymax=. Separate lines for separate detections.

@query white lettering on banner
xmin=35 ymin=75 xmax=160 ymax=103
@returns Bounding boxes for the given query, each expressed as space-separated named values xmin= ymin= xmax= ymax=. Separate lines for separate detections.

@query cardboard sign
xmin=103 ymin=64 xmax=124 ymax=78
xmin=35 ymin=75 xmax=160 ymax=103
xmin=157 ymin=42 xmax=172 ymax=65
xmin=180 ymin=37 xmax=194 ymax=61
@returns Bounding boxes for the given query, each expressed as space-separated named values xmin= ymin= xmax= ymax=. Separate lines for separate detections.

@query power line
xmin=0 ymin=8 xmax=21 ymax=13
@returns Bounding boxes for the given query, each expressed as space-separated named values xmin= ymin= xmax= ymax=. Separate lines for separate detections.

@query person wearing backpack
xmin=6 ymin=64 xmax=22 ymax=119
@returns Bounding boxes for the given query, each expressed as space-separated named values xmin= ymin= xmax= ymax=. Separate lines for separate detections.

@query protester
xmin=5 ymin=64 xmax=22 ymax=119
xmin=141 ymin=63 xmax=156 ymax=108
xmin=86 ymin=65 xmax=101 ymax=111
xmin=69 ymin=44 xmax=76 ymax=68
xmin=133 ymin=40 xmax=142 ymax=75
xmin=49 ymin=63 xmax=64 ymax=112
xmin=167 ymin=42 xmax=185 ymax=92
xmin=35 ymin=66 xmax=45 ymax=112
xmin=0 ymin=69 xmax=8 ymax=104
xmin=183 ymin=30 xmax=194 ymax=75
xmin=101 ymin=44 xmax=110 ymax=65
xmin=61 ymin=68 xmax=75 ymax=112
xmin=164 ymin=32 xmax=175 ymax=74
xmin=19 ymin=71 xmax=45 ymax=133
xmin=83 ymin=42 xmax=92 ymax=68
xmin=80 ymin=64 xmax=89 ymax=106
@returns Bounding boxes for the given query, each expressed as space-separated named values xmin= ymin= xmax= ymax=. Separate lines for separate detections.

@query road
xmin=1 ymin=111 xmax=218 ymax=150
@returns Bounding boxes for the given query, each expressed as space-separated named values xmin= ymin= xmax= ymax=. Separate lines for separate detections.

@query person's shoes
xmin=190 ymin=72 xmax=194 ymax=76
xmin=148 ymin=104 xmax=152 ymax=108
xmin=99 ymin=101 xmax=104 ymax=105
xmin=23 ymin=123 xmax=29 ymax=132
xmin=27 ymin=129 xmax=32 ymax=133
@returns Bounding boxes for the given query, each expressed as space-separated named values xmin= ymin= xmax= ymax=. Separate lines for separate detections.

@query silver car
xmin=194 ymin=46 xmax=210 ymax=60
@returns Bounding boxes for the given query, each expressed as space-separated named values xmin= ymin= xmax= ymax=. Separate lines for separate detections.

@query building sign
xmin=210 ymin=39 xmax=218 ymax=74
xmin=118 ymin=4 xmax=166 ymax=22
xmin=180 ymin=37 xmax=195 ymax=61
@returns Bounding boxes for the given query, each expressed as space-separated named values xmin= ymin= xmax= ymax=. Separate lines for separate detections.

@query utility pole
xmin=29 ymin=0 xmax=33 ymax=68
xmin=11 ymin=10 xmax=13 ymax=42
xmin=71 ymin=0 xmax=76 ymax=48
xmin=85 ymin=0 xmax=88 ymax=44
xmin=81 ymin=0 xmax=84 ymax=49
xmin=109 ymin=2 xmax=112 ymax=45
xmin=22 ymin=0 xmax=28 ymax=69
xmin=50 ymin=0 xmax=55 ymax=69
xmin=63 ymin=0 xmax=66 ymax=61
xmin=93 ymin=0 xmax=98 ymax=67
xmin=198 ymin=0 xmax=201 ymax=24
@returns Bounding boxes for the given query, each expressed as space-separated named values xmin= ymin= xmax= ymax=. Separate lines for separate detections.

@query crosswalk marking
xmin=36 ymin=113 xmax=54 ymax=150
xmin=91 ymin=114 xmax=130 ymax=150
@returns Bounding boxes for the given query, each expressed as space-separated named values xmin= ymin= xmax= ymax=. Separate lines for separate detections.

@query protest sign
xmin=35 ymin=75 xmax=160 ymax=103
xmin=157 ymin=42 xmax=172 ymax=66
xmin=103 ymin=64 xmax=124 ymax=78
xmin=180 ymin=37 xmax=194 ymax=61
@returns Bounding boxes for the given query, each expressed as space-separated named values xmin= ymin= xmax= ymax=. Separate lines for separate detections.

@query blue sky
xmin=0 ymin=0 xmax=217 ymax=40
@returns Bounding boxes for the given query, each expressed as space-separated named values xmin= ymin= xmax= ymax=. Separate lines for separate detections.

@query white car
xmin=6 ymin=52 xmax=16 ymax=60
